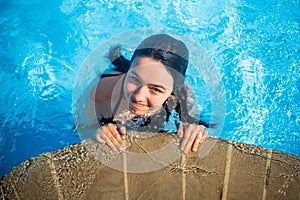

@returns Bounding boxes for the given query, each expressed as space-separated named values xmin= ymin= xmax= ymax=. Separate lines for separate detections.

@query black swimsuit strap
xmin=100 ymin=73 xmax=123 ymax=78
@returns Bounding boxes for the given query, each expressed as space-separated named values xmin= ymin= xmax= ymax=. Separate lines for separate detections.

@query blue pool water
xmin=0 ymin=0 xmax=299 ymax=177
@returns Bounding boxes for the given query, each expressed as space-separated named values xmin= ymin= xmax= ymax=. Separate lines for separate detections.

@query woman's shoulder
xmin=91 ymin=73 xmax=124 ymax=103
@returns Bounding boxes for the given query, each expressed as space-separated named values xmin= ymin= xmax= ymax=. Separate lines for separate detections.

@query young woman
xmin=91 ymin=34 xmax=209 ymax=154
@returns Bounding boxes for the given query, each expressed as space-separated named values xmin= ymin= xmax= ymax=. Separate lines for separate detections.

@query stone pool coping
xmin=1 ymin=134 xmax=299 ymax=199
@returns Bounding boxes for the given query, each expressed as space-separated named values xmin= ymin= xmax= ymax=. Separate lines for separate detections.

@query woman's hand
xmin=177 ymin=123 xmax=207 ymax=154
xmin=95 ymin=123 xmax=126 ymax=152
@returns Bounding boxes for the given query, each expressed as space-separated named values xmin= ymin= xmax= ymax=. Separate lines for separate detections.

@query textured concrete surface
xmin=1 ymin=133 xmax=299 ymax=200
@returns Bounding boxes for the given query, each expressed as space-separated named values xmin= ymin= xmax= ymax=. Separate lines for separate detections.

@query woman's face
xmin=124 ymin=57 xmax=174 ymax=116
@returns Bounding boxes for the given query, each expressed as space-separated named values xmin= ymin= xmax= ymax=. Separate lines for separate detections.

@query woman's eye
xmin=150 ymin=87 xmax=163 ymax=94
xmin=130 ymin=75 xmax=139 ymax=83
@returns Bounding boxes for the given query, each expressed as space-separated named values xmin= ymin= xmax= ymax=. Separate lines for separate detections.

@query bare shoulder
xmin=90 ymin=74 xmax=124 ymax=103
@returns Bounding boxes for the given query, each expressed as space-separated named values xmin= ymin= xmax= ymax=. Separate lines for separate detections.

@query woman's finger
xmin=96 ymin=128 xmax=118 ymax=151
xmin=191 ymin=133 xmax=203 ymax=152
xmin=177 ymin=124 xmax=184 ymax=139
xmin=180 ymin=125 xmax=197 ymax=154
xmin=102 ymin=132 xmax=119 ymax=152
xmin=180 ymin=124 xmax=208 ymax=154
xmin=107 ymin=123 xmax=123 ymax=145
xmin=179 ymin=125 xmax=189 ymax=151
xmin=95 ymin=131 xmax=106 ymax=144
xmin=118 ymin=125 xmax=127 ymax=135
xmin=103 ymin=124 xmax=123 ymax=150
xmin=192 ymin=125 xmax=207 ymax=152
xmin=98 ymin=124 xmax=122 ymax=151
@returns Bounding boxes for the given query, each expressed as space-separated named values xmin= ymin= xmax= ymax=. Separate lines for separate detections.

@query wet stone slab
xmin=1 ymin=133 xmax=299 ymax=200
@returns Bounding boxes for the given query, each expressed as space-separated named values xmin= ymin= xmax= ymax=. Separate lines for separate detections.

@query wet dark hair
xmin=108 ymin=34 xmax=188 ymax=78
xmin=107 ymin=34 xmax=209 ymax=128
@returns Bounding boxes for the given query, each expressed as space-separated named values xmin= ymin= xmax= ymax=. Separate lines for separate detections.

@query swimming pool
xmin=0 ymin=0 xmax=299 ymax=177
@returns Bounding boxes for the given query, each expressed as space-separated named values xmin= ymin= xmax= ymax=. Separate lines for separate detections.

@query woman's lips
xmin=129 ymin=98 xmax=147 ymax=109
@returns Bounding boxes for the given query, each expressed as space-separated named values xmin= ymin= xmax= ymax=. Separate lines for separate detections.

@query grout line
xmin=262 ymin=149 xmax=272 ymax=200
xmin=48 ymin=156 xmax=64 ymax=200
xmin=181 ymin=154 xmax=186 ymax=200
xmin=123 ymin=151 xmax=129 ymax=200
xmin=222 ymin=144 xmax=233 ymax=200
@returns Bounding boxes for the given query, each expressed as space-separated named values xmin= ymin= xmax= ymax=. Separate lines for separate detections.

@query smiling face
xmin=124 ymin=57 xmax=174 ymax=116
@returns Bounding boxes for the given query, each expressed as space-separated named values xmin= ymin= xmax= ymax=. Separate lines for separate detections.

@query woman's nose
xmin=133 ymin=85 xmax=148 ymax=101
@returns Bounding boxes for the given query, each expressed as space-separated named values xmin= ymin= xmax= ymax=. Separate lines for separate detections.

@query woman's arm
xmin=175 ymin=83 xmax=209 ymax=154
xmin=93 ymin=74 xmax=128 ymax=151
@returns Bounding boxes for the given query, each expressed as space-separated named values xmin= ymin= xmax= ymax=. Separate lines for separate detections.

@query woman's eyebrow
xmin=148 ymin=83 xmax=167 ymax=90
